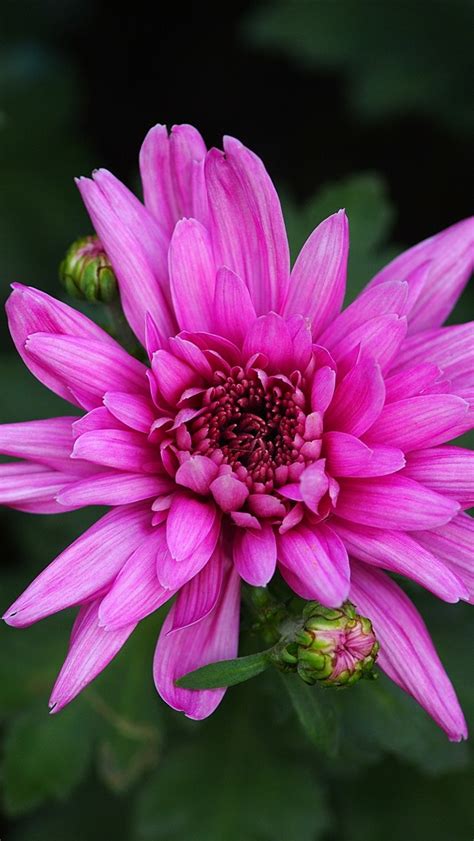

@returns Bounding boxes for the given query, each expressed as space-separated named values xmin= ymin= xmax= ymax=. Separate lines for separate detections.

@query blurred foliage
xmin=0 ymin=2 xmax=473 ymax=839
xmin=245 ymin=0 xmax=474 ymax=133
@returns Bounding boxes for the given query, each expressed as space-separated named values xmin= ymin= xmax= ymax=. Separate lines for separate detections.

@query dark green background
xmin=1 ymin=2 xmax=473 ymax=839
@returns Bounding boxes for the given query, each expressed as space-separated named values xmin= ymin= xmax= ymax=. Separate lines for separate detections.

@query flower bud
xmin=59 ymin=236 xmax=118 ymax=303
xmin=278 ymin=601 xmax=379 ymax=687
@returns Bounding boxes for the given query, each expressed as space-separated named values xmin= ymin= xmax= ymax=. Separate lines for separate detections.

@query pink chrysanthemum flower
xmin=1 ymin=125 xmax=473 ymax=738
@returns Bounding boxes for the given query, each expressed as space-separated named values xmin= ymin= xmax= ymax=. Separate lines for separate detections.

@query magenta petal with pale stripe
xmin=233 ymin=525 xmax=277 ymax=586
xmin=349 ymin=563 xmax=467 ymax=741
xmin=49 ymin=600 xmax=136 ymax=713
xmin=153 ymin=563 xmax=240 ymax=720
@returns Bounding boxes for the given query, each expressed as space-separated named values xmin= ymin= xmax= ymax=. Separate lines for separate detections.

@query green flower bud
xmin=59 ymin=236 xmax=118 ymax=303
xmin=276 ymin=601 xmax=379 ymax=687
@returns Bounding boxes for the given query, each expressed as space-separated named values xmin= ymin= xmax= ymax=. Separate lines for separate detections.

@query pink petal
xmin=403 ymin=446 xmax=474 ymax=508
xmin=384 ymin=363 xmax=443 ymax=403
xmin=175 ymin=455 xmax=219 ymax=495
xmin=169 ymin=336 xmax=213 ymax=379
xmin=247 ymin=493 xmax=286 ymax=518
xmin=323 ymin=431 xmax=405 ymax=477
xmin=98 ymin=531 xmax=176 ymax=629
xmin=364 ymin=395 xmax=469 ymax=451
xmin=318 ymin=279 xmax=409 ymax=348
xmin=205 ymin=143 xmax=289 ymax=315
xmin=349 ymin=562 xmax=467 ymax=741
xmin=233 ymin=524 xmax=277 ymax=586
xmin=6 ymin=284 xmax=120 ymax=407
xmin=139 ymin=123 xmax=207 ymax=236
xmin=336 ymin=475 xmax=459 ymax=530
xmin=367 ymin=216 xmax=474 ymax=334
xmin=394 ymin=323 xmax=474 ymax=388
xmin=77 ymin=176 xmax=175 ymax=345
xmin=0 ymin=417 xmax=77 ymax=471
xmin=230 ymin=511 xmax=261 ymax=529
xmin=243 ymin=313 xmax=294 ymax=372
xmin=414 ymin=513 xmax=474 ymax=603
xmin=286 ymin=315 xmax=313 ymax=372
xmin=169 ymin=545 xmax=224 ymax=633
xmin=300 ymin=460 xmax=329 ymax=513
xmin=283 ymin=211 xmax=349 ymax=339
xmin=72 ymin=429 xmax=161 ymax=473
xmin=166 ymin=493 xmax=217 ymax=561
xmin=277 ymin=524 xmax=350 ymax=607
xmin=57 ymin=472 xmax=173 ymax=508
xmin=49 ymin=600 xmax=136 ymax=713
xmin=3 ymin=504 xmax=152 ymax=627
xmin=213 ymin=266 xmax=257 ymax=346
xmin=330 ymin=314 xmax=407 ymax=372
xmin=153 ymin=563 xmax=240 ymax=720
xmin=332 ymin=519 xmax=467 ymax=603
xmin=103 ymin=391 xmax=155 ymax=433
xmin=0 ymin=462 xmax=76 ymax=507
xmin=210 ymin=474 xmax=250 ymax=512
xmin=168 ymin=219 xmax=216 ymax=332
xmin=151 ymin=349 xmax=200 ymax=407
xmin=324 ymin=358 xmax=385 ymax=436
xmin=25 ymin=333 xmax=147 ymax=411
xmin=311 ymin=366 xmax=336 ymax=413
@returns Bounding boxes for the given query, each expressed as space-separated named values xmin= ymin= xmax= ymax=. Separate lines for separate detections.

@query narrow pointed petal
xmin=233 ymin=524 xmax=277 ymax=586
xmin=169 ymin=336 xmax=213 ymax=378
xmin=3 ymin=504 xmax=152 ymax=627
xmin=205 ymin=144 xmax=289 ymax=314
xmin=284 ymin=211 xmax=349 ymax=338
xmin=367 ymin=216 xmax=474 ymax=333
xmin=414 ymin=513 xmax=474 ymax=602
xmin=364 ymin=395 xmax=469 ymax=451
xmin=0 ymin=417 xmax=77 ymax=470
xmin=318 ymin=279 xmax=409 ymax=349
xmin=25 ymin=333 xmax=147 ymax=411
xmin=98 ymin=531 xmax=175 ymax=629
xmin=77 ymin=176 xmax=175 ymax=345
xmin=349 ymin=562 xmax=467 ymax=741
xmin=166 ymin=493 xmax=217 ymax=561
xmin=394 ymin=323 xmax=474 ymax=388
xmin=330 ymin=314 xmax=407 ymax=372
xmin=277 ymin=524 xmax=350 ymax=607
xmin=384 ymin=363 xmax=443 ymax=403
xmin=323 ymin=432 xmax=405 ymax=477
xmin=103 ymin=392 xmax=155 ymax=433
xmin=153 ymin=564 xmax=240 ymax=720
xmin=57 ymin=472 xmax=173 ymax=508
xmin=0 ymin=462 xmax=76 ymax=506
xmin=332 ymin=519 xmax=467 ymax=603
xmin=213 ymin=266 xmax=257 ymax=346
xmin=403 ymin=447 xmax=474 ymax=508
xmin=49 ymin=601 xmax=136 ymax=713
xmin=286 ymin=315 xmax=313 ymax=372
xmin=6 ymin=284 xmax=119 ymax=407
xmin=336 ymin=475 xmax=459 ymax=530
xmin=169 ymin=546 xmax=224 ymax=633
xmin=168 ymin=219 xmax=216 ymax=332
xmin=325 ymin=359 xmax=385 ymax=436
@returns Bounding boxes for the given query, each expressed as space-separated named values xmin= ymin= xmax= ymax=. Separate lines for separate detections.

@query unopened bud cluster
xmin=59 ymin=236 xmax=118 ymax=303
xmin=276 ymin=601 xmax=379 ymax=687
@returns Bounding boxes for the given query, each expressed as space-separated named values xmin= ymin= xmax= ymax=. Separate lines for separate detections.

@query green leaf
xmin=279 ymin=672 xmax=339 ymax=756
xmin=176 ymin=650 xmax=271 ymax=689
xmin=2 ymin=703 xmax=94 ymax=816
xmin=133 ymin=691 xmax=333 ymax=841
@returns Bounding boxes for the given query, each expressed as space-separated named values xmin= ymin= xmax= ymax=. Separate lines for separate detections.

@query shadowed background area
xmin=0 ymin=2 xmax=473 ymax=839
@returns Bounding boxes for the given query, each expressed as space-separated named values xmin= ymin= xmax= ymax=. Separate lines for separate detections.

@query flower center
xmin=189 ymin=370 xmax=307 ymax=485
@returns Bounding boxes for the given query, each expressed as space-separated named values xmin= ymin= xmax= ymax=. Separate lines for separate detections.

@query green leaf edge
xmin=175 ymin=651 xmax=271 ymax=690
